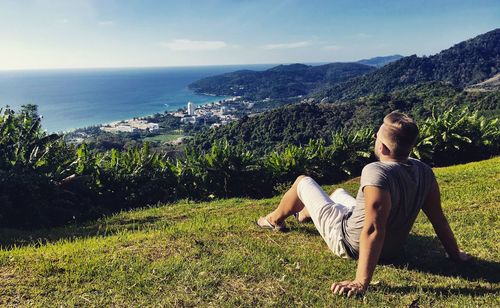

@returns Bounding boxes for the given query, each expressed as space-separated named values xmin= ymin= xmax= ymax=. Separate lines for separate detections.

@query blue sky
xmin=0 ymin=0 xmax=498 ymax=70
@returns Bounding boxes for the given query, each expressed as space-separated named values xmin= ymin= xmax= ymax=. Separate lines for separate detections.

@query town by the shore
xmin=65 ymin=95 xmax=273 ymax=146
xmin=98 ymin=96 xmax=257 ymax=132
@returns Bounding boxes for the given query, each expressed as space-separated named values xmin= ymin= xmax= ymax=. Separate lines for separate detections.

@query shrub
xmin=413 ymin=107 xmax=499 ymax=166
xmin=0 ymin=104 xmax=498 ymax=229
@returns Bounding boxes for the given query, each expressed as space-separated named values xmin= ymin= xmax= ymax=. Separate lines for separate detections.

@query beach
xmin=0 ymin=65 xmax=272 ymax=132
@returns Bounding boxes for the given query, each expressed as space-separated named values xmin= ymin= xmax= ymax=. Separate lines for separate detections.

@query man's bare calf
xmin=266 ymin=175 xmax=307 ymax=227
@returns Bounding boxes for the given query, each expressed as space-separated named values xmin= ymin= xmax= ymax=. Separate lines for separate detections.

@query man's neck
xmin=379 ymin=156 xmax=408 ymax=164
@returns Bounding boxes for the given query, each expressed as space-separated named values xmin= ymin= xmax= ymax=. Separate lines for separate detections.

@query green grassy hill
xmin=1 ymin=157 xmax=499 ymax=306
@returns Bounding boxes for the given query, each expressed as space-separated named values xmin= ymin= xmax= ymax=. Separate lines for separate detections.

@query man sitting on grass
xmin=257 ymin=111 xmax=472 ymax=297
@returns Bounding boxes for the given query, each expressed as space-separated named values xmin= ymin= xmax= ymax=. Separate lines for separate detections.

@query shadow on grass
xmin=373 ymin=284 xmax=499 ymax=298
xmin=292 ymin=226 xmax=500 ymax=285
xmin=384 ymin=234 xmax=500 ymax=284
xmin=2 ymin=217 xmax=499 ymax=290
xmin=275 ymin=224 xmax=500 ymax=285
xmin=0 ymin=215 xmax=167 ymax=249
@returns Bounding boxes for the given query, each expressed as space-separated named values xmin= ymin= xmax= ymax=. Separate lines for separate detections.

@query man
xmin=257 ymin=111 xmax=472 ymax=297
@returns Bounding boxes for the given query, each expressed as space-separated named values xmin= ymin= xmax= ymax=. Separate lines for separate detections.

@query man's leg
xmin=266 ymin=175 xmax=307 ymax=226
xmin=293 ymin=176 xmax=350 ymax=257
xmin=295 ymin=188 xmax=356 ymax=223
xmin=330 ymin=188 xmax=356 ymax=210
xmin=296 ymin=207 xmax=311 ymax=222
xmin=260 ymin=176 xmax=350 ymax=257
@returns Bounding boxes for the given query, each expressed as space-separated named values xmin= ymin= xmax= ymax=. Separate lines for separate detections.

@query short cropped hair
xmin=382 ymin=111 xmax=419 ymax=158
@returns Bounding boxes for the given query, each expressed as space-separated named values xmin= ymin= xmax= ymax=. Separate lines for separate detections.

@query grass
xmin=143 ymin=133 xmax=185 ymax=143
xmin=0 ymin=157 xmax=499 ymax=307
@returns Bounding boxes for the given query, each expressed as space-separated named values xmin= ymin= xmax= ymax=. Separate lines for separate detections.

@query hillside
xmin=188 ymin=29 xmax=499 ymax=103
xmin=356 ymin=54 xmax=404 ymax=67
xmin=316 ymin=29 xmax=500 ymax=101
xmin=188 ymin=62 xmax=375 ymax=100
xmin=189 ymin=82 xmax=500 ymax=154
xmin=189 ymin=29 xmax=500 ymax=153
xmin=0 ymin=157 xmax=498 ymax=306
xmin=466 ymin=73 xmax=500 ymax=92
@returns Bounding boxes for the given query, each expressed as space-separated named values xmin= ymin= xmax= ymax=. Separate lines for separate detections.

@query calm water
xmin=0 ymin=65 xmax=273 ymax=132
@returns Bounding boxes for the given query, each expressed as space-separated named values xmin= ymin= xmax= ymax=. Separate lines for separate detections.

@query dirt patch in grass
xmin=115 ymin=235 xmax=194 ymax=262
xmin=0 ymin=266 xmax=31 ymax=305
xmin=0 ymin=266 xmax=16 ymax=284
xmin=223 ymin=276 xmax=283 ymax=302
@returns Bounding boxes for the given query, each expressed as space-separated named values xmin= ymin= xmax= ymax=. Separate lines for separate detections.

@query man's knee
xmin=294 ymin=175 xmax=309 ymax=186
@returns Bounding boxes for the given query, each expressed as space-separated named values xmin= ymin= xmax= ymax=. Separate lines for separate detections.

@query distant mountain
xmin=315 ymin=29 xmax=500 ymax=101
xmin=188 ymin=62 xmax=375 ymax=100
xmin=357 ymin=55 xmax=404 ymax=67
xmin=190 ymin=29 xmax=500 ymax=153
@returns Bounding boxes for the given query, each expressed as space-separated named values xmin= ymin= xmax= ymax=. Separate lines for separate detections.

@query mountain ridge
xmin=188 ymin=62 xmax=376 ymax=100
xmin=356 ymin=55 xmax=404 ymax=67
xmin=315 ymin=28 xmax=500 ymax=102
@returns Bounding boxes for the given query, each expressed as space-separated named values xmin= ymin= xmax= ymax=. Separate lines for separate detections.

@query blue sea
xmin=0 ymin=64 xmax=273 ymax=132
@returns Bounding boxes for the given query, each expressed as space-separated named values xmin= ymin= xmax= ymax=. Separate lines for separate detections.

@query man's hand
xmin=330 ymin=280 xmax=367 ymax=297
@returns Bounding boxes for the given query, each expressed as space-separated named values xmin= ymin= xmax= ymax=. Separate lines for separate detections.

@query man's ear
xmin=380 ymin=143 xmax=391 ymax=156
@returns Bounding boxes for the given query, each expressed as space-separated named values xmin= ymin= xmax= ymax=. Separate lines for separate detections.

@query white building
xmin=100 ymin=125 xmax=138 ymax=133
xmin=187 ymin=101 xmax=195 ymax=116
xmin=210 ymin=123 xmax=222 ymax=129
xmin=180 ymin=116 xmax=197 ymax=124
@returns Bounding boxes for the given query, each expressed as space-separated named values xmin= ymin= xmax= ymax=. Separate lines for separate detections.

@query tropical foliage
xmin=0 ymin=105 xmax=498 ymax=229
xmin=413 ymin=107 xmax=500 ymax=165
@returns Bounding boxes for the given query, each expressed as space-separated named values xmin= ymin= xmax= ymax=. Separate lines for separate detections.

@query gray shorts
xmin=297 ymin=177 xmax=356 ymax=258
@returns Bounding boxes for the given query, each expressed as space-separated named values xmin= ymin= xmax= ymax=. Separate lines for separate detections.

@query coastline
xmin=64 ymin=95 xmax=236 ymax=138
xmin=1 ymin=66 xmax=256 ymax=133
xmin=55 ymin=94 xmax=230 ymax=134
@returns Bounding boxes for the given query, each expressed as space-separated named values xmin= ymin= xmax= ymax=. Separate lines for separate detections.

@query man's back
xmin=342 ymin=158 xmax=435 ymax=259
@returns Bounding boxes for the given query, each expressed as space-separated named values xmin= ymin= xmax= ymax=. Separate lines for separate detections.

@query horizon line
xmin=0 ymin=55 xmax=407 ymax=73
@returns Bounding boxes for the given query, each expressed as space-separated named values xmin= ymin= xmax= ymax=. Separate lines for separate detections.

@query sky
xmin=0 ymin=0 xmax=499 ymax=70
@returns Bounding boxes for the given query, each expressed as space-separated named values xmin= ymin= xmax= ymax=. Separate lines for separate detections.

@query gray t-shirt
xmin=341 ymin=158 xmax=435 ymax=260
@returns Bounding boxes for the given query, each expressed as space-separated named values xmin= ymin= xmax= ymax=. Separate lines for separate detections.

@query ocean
xmin=0 ymin=64 xmax=273 ymax=132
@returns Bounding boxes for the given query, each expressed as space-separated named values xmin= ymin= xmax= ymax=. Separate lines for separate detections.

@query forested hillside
xmin=315 ymin=29 xmax=500 ymax=101
xmin=189 ymin=82 xmax=500 ymax=154
xmin=188 ymin=62 xmax=375 ymax=100
xmin=189 ymin=29 xmax=500 ymax=153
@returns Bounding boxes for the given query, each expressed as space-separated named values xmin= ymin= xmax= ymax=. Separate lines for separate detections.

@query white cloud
xmin=261 ymin=41 xmax=311 ymax=50
xmin=357 ymin=33 xmax=372 ymax=39
xmin=160 ymin=39 xmax=227 ymax=51
xmin=98 ymin=20 xmax=115 ymax=26
xmin=56 ymin=18 xmax=69 ymax=24
xmin=323 ymin=44 xmax=342 ymax=51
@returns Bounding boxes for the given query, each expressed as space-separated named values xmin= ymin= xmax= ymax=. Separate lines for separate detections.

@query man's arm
xmin=421 ymin=177 xmax=472 ymax=261
xmin=331 ymin=186 xmax=391 ymax=297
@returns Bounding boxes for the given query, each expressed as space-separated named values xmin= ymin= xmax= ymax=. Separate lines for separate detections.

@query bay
xmin=0 ymin=64 xmax=273 ymax=132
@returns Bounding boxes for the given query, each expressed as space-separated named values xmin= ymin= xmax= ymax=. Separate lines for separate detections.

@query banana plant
xmin=413 ymin=106 xmax=499 ymax=165
xmin=202 ymin=139 xmax=260 ymax=197
xmin=0 ymin=105 xmax=61 ymax=171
